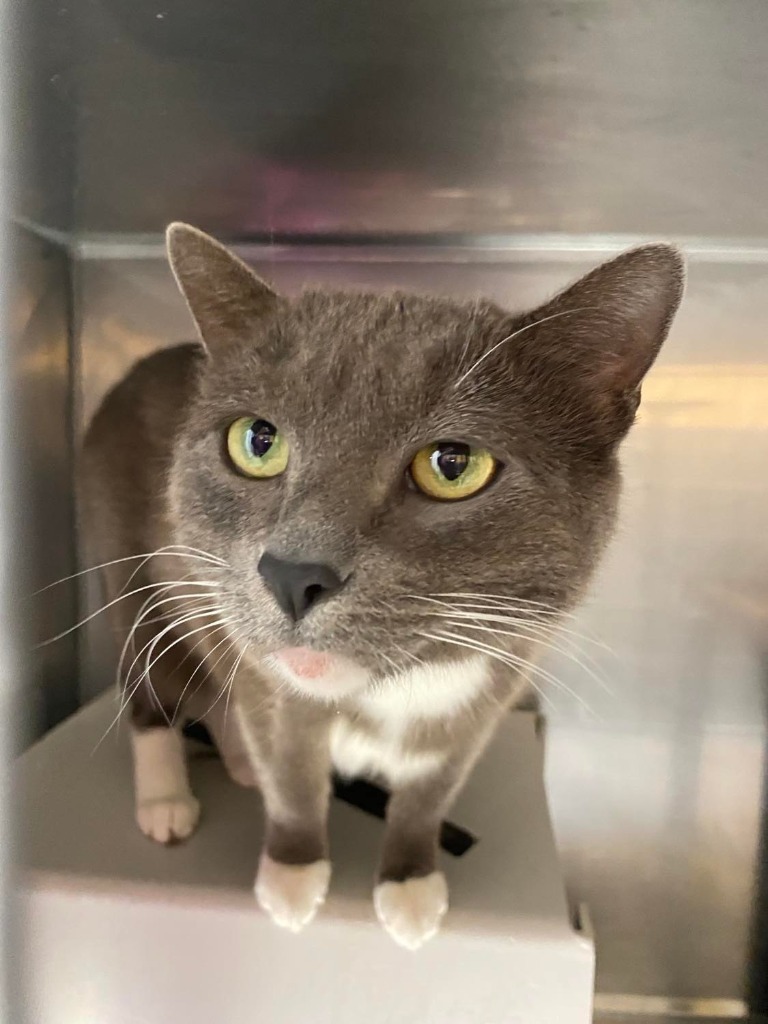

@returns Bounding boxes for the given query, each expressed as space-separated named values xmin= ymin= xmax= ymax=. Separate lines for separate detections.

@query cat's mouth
xmin=265 ymin=646 xmax=371 ymax=701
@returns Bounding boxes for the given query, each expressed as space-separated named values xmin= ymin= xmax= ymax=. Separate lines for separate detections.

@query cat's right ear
xmin=165 ymin=223 xmax=279 ymax=354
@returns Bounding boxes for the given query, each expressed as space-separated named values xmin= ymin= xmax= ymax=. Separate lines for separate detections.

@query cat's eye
xmin=226 ymin=417 xmax=289 ymax=478
xmin=410 ymin=442 xmax=498 ymax=501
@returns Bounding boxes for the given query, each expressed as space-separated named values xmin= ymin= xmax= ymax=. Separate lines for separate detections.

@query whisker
xmin=379 ymin=652 xmax=400 ymax=676
xmin=426 ymin=605 xmax=612 ymax=674
xmin=420 ymin=628 xmax=598 ymax=718
xmin=119 ymin=606 xmax=228 ymax=724
xmin=453 ymin=307 xmax=598 ymax=389
xmin=115 ymin=547 xmax=226 ymax=603
xmin=438 ymin=616 xmax=613 ymax=699
xmin=417 ymin=592 xmax=582 ymax=624
xmin=116 ymin=583 xmax=217 ymax=690
xmin=414 ymin=594 xmax=613 ymax=653
xmin=438 ymin=605 xmax=609 ymax=652
xmin=125 ymin=605 xmax=226 ymax=691
xmin=417 ymin=630 xmax=556 ymax=713
xmin=36 ymin=579 xmax=220 ymax=648
xmin=195 ymin=645 xmax=247 ymax=725
xmin=32 ymin=544 xmax=227 ymax=597
xmin=172 ymin=627 xmax=244 ymax=725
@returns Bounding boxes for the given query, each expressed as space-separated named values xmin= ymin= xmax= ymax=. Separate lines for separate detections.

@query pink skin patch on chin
xmin=275 ymin=648 xmax=332 ymax=680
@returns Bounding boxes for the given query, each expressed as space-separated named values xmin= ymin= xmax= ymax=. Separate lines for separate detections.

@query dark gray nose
xmin=257 ymin=552 xmax=345 ymax=622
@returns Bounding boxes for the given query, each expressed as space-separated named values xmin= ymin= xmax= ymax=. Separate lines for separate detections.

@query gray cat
xmin=81 ymin=224 xmax=684 ymax=949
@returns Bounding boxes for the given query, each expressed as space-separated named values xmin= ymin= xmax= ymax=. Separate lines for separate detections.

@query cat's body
xmin=82 ymin=225 xmax=684 ymax=948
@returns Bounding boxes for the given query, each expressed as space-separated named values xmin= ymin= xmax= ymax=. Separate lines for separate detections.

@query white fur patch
xmin=255 ymin=854 xmax=332 ymax=933
xmin=131 ymin=728 xmax=200 ymax=843
xmin=136 ymin=796 xmax=200 ymax=844
xmin=359 ymin=655 xmax=490 ymax=725
xmin=330 ymin=655 xmax=489 ymax=786
xmin=330 ymin=717 xmax=443 ymax=786
xmin=374 ymin=872 xmax=449 ymax=950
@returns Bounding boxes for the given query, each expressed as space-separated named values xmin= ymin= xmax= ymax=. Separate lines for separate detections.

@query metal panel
xmin=76 ymin=246 xmax=768 ymax=1005
xmin=11 ymin=230 xmax=79 ymax=737
xmin=19 ymin=0 xmax=768 ymax=240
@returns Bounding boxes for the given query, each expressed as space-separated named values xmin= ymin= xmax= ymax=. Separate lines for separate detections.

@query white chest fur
xmin=330 ymin=655 xmax=489 ymax=787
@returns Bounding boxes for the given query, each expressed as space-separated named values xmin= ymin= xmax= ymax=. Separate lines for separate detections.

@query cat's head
xmin=165 ymin=225 xmax=684 ymax=702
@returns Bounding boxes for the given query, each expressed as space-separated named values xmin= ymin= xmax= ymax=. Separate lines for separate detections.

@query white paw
xmin=255 ymin=855 xmax=331 ymax=933
xmin=223 ymin=755 xmax=258 ymax=789
xmin=136 ymin=794 xmax=200 ymax=844
xmin=374 ymin=872 xmax=449 ymax=950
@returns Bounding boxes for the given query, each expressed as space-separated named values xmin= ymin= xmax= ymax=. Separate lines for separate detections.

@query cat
xmin=81 ymin=224 xmax=684 ymax=949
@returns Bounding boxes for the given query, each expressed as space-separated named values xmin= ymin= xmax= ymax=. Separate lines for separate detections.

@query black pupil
xmin=246 ymin=420 xmax=276 ymax=458
xmin=436 ymin=443 xmax=470 ymax=481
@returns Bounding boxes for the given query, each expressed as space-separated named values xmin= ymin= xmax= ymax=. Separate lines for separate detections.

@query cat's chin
xmin=264 ymin=647 xmax=370 ymax=702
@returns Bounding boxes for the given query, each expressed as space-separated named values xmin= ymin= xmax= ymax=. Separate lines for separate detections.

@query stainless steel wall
xmin=11 ymin=231 xmax=79 ymax=738
xmin=18 ymin=0 xmax=768 ymax=241
xmin=15 ymin=0 xmax=768 ymax=1017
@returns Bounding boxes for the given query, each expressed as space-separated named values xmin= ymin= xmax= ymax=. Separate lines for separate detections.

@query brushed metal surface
xmin=15 ymin=0 xmax=768 ymax=239
xmin=11 ymin=231 xmax=79 ymax=738
xmin=75 ymin=247 xmax=768 ymax=1003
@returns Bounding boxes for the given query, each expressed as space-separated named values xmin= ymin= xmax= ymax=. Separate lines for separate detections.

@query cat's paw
xmin=255 ymin=854 xmax=331 ymax=933
xmin=374 ymin=871 xmax=449 ymax=950
xmin=136 ymin=794 xmax=200 ymax=844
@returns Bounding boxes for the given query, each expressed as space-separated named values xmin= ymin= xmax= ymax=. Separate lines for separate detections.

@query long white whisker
xmin=117 ymin=584 xmax=219 ymax=692
xmin=142 ymin=616 xmax=234 ymax=725
xmin=120 ymin=606 xmax=227 ymax=723
xmin=32 ymin=544 xmax=227 ymax=597
xmin=414 ymin=594 xmax=613 ymax=652
xmin=446 ymin=607 xmax=613 ymax=657
xmin=195 ymin=645 xmax=247 ymax=725
xmin=453 ymin=307 xmax=598 ymax=388
xmin=419 ymin=592 xmax=584 ymax=623
xmin=426 ymin=606 xmax=612 ymax=679
xmin=221 ymin=637 xmax=248 ymax=734
xmin=126 ymin=606 xmax=225 ymax=690
xmin=116 ymin=547 xmax=226 ymax=602
xmin=172 ymin=624 xmax=245 ymax=724
xmin=437 ymin=616 xmax=613 ymax=698
xmin=417 ymin=630 xmax=556 ymax=713
xmin=36 ymin=580 xmax=220 ymax=648
xmin=421 ymin=627 xmax=597 ymax=718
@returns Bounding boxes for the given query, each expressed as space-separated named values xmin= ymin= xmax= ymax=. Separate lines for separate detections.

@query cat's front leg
xmin=375 ymin=736 xmax=492 ymax=950
xmin=131 ymin=724 xmax=200 ymax=844
xmin=374 ymin=784 xmax=450 ymax=950
xmin=127 ymin=651 xmax=202 ymax=845
xmin=243 ymin=700 xmax=334 ymax=933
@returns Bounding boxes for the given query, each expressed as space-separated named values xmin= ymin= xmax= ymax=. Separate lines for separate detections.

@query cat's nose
xmin=257 ymin=552 xmax=346 ymax=622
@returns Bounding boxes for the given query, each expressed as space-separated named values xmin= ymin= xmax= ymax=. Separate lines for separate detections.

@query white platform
xmin=16 ymin=696 xmax=594 ymax=1024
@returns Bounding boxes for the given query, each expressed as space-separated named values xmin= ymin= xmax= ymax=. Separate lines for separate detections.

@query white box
xmin=17 ymin=696 xmax=594 ymax=1024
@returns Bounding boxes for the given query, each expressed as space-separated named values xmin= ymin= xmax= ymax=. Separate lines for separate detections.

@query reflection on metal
xmin=594 ymin=994 xmax=749 ymax=1018
xmin=12 ymin=230 xmax=78 ymax=738
xmin=643 ymin=368 xmax=768 ymax=430
xmin=17 ymin=1 xmax=768 ymax=240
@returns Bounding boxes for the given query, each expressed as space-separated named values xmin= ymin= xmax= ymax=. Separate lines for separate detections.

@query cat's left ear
xmin=166 ymin=223 xmax=279 ymax=353
xmin=516 ymin=243 xmax=685 ymax=442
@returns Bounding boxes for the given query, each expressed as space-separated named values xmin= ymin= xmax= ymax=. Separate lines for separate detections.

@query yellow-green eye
xmin=410 ymin=442 xmax=498 ymax=501
xmin=226 ymin=417 xmax=289 ymax=478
